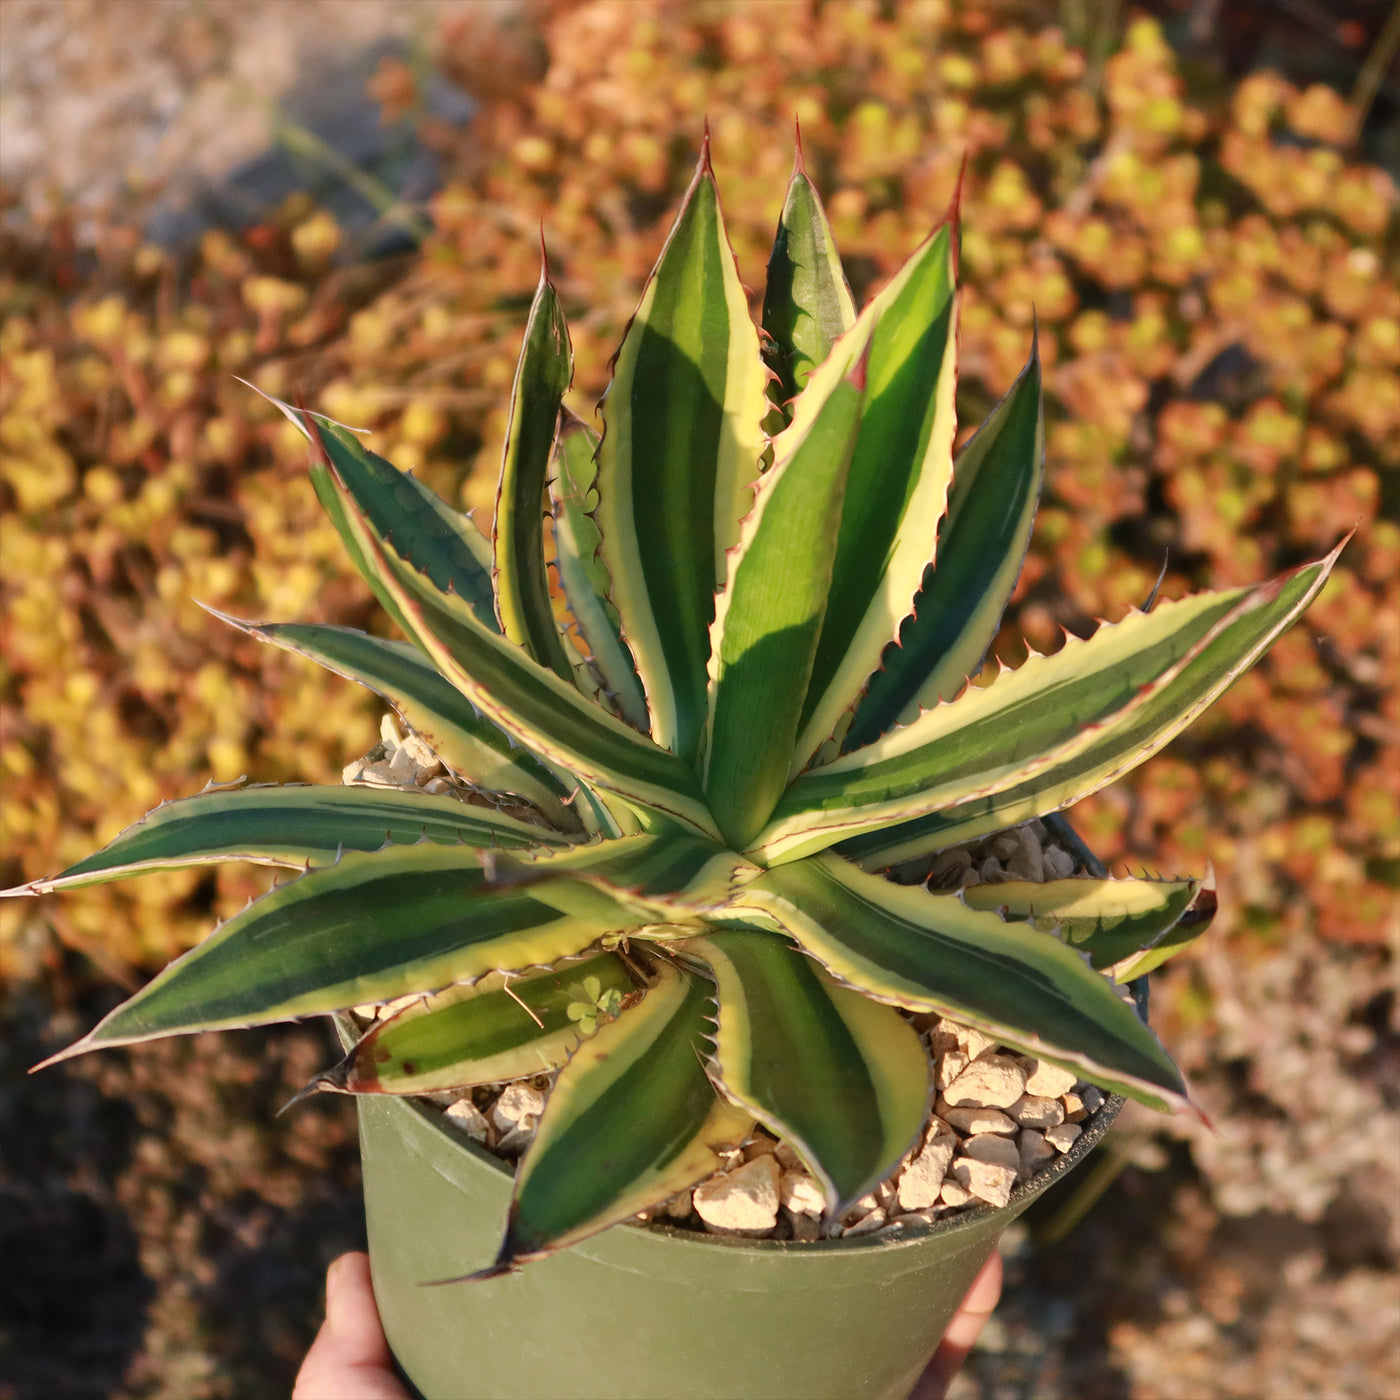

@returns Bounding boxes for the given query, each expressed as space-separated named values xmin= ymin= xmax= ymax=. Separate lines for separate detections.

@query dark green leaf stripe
xmin=317 ymin=423 xmax=499 ymax=632
xmin=218 ymin=616 xmax=576 ymax=822
xmin=494 ymin=270 xmax=576 ymax=681
xmin=691 ymin=929 xmax=929 ymax=1213
xmin=762 ymin=147 xmax=856 ymax=407
xmin=497 ymin=964 xmax=752 ymax=1264
xmin=43 ymin=845 xmax=614 ymax=1060
xmin=845 ymin=340 xmax=1044 ymax=751
xmin=792 ymin=218 xmax=960 ymax=767
xmin=311 ymin=461 xmax=420 ymax=640
xmin=239 ymin=388 xmax=422 ymax=641
xmin=597 ymin=141 xmax=768 ymax=765
xmin=3 ymin=783 xmax=554 ymax=896
xmin=324 ymin=461 xmax=722 ymax=839
xmin=704 ymin=349 xmax=868 ymax=849
xmin=322 ymin=952 xmax=637 ymax=1095
xmin=549 ymin=415 xmax=650 ymax=731
xmin=739 ymin=854 xmax=1191 ymax=1113
xmin=838 ymin=547 xmax=1342 ymax=866
xmin=962 ymin=876 xmax=1199 ymax=970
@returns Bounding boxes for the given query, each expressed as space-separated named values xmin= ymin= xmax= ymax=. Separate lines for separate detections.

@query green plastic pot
xmin=352 ymin=1074 xmax=1123 ymax=1400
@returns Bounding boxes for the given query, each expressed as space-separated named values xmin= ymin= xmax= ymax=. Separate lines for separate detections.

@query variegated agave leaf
xmin=10 ymin=137 xmax=1344 ymax=1270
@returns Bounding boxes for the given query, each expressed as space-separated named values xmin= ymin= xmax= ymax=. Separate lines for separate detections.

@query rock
xmin=944 ymin=1106 xmax=1017 ymax=1136
xmin=743 ymin=1134 xmax=779 ymax=1161
xmin=1081 ymin=1085 xmax=1104 ymax=1114
xmin=939 ymin=1176 xmax=974 ymax=1208
xmin=989 ymin=832 xmax=1022 ymax=861
xmin=897 ymin=1131 xmax=957 ymax=1210
xmin=928 ymin=848 xmax=973 ymax=889
xmin=978 ymin=855 xmax=1007 ymax=883
xmin=443 ymin=1098 xmax=490 ymax=1143
xmin=1061 ymin=1092 xmax=1088 ymax=1122
xmin=780 ymin=1169 xmax=826 ymax=1217
xmin=494 ymin=1125 xmax=536 ymax=1154
xmin=953 ymin=1157 xmax=1017 ymax=1209
xmin=944 ymin=1054 xmax=1028 ymax=1108
xmin=694 ymin=1154 xmax=781 ymax=1234
xmin=957 ymin=1025 xmax=999 ymax=1060
xmin=773 ymin=1140 xmax=802 ymax=1170
xmin=885 ymin=1211 xmax=936 ymax=1230
xmin=1010 ymin=1093 xmax=1065 ymax=1129
xmin=788 ymin=1210 xmax=822 ymax=1242
xmin=490 ymin=1082 xmax=546 ymax=1135
xmin=663 ymin=1190 xmax=693 ymax=1219
xmin=936 ymin=1049 xmax=969 ymax=1092
xmin=844 ymin=1208 xmax=886 ymax=1236
xmin=1019 ymin=1129 xmax=1057 ymax=1178
xmin=926 ymin=1017 xmax=961 ymax=1058
xmin=1007 ymin=826 xmax=1044 ymax=882
xmin=963 ymin=1133 xmax=1022 ymax=1171
xmin=399 ymin=731 xmax=440 ymax=770
xmin=342 ymin=756 xmax=400 ymax=787
xmin=1045 ymin=1122 xmax=1083 ymax=1153
xmin=1023 ymin=1058 xmax=1079 ymax=1098
xmin=1044 ymin=844 xmax=1077 ymax=879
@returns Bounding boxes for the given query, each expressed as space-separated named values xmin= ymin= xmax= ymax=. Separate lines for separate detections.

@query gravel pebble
xmin=1024 ymin=1058 xmax=1079 ymax=1098
xmin=944 ymin=1105 xmax=1018 ymax=1136
xmin=443 ymin=1098 xmax=490 ymax=1143
xmin=953 ymin=1157 xmax=1017 ymax=1208
xmin=694 ymin=1155 xmax=781 ymax=1234
xmin=1010 ymin=1093 xmax=1066 ymax=1128
xmin=937 ymin=1049 xmax=970 ymax=1092
xmin=897 ymin=1131 xmax=958 ymax=1210
xmin=1019 ymin=1128 xmax=1058 ymax=1177
xmin=780 ymin=1169 xmax=826 ymax=1217
xmin=958 ymin=1026 xmax=999 ymax=1060
xmin=1046 ymin=1122 xmax=1084 ymax=1153
xmin=944 ymin=1054 xmax=1029 ymax=1108
xmin=964 ymin=1132 xmax=1023 ymax=1171
xmin=490 ymin=1082 xmax=545 ymax=1135
xmin=939 ymin=1176 xmax=974 ymax=1208
xmin=844 ymin=1207 xmax=887 ymax=1235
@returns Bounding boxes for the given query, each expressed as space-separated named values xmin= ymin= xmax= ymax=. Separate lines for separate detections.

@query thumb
xmin=293 ymin=1252 xmax=408 ymax=1400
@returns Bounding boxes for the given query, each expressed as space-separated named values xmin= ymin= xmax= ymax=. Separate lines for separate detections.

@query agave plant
xmin=11 ymin=137 xmax=1340 ymax=1274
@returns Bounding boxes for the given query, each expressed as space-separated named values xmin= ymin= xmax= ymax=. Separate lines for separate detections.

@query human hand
xmin=293 ymin=1252 xmax=409 ymax=1400
xmin=293 ymin=1244 xmax=1002 ymax=1400
xmin=910 ymin=1249 xmax=1004 ymax=1400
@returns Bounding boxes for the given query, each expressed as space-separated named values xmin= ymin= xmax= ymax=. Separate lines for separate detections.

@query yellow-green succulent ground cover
xmin=1 ymin=2 xmax=1395 ymax=1395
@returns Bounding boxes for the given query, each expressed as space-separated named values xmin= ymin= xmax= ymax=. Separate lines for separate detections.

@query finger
xmin=908 ymin=1250 xmax=1003 ymax=1400
xmin=293 ymin=1252 xmax=410 ymax=1400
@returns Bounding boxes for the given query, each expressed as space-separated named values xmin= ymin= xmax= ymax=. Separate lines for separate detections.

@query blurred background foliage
xmin=1 ymin=1 xmax=1396 ymax=1395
